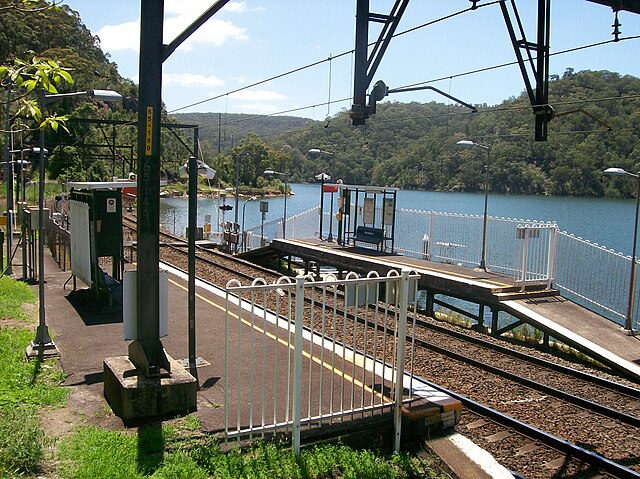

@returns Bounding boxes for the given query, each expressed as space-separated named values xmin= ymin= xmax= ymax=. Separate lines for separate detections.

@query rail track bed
xmin=123 ymin=217 xmax=640 ymax=478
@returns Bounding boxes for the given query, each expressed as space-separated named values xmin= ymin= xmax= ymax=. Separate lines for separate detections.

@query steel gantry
xmin=350 ymin=0 xmax=640 ymax=141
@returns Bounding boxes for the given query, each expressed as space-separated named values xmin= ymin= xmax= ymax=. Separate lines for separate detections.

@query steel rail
xmin=413 ymin=334 xmax=640 ymax=427
xmin=415 ymin=374 xmax=640 ymax=479
xmin=414 ymin=316 xmax=640 ymax=397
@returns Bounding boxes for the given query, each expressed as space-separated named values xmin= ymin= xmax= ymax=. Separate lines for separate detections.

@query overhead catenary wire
xmin=175 ymin=32 xmax=639 ymax=137
xmin=168 ymin=0 xmax=637 ymax=129
xmin=168 ymin=1 xmax=497 ymax=114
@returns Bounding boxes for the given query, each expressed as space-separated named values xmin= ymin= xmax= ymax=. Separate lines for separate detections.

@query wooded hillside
xmin=1 ymin=1 xmax=639 ymax=198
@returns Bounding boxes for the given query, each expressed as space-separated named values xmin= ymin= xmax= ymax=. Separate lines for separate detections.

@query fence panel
xmin=554 ymin=232 xmax=638 ymax=329
xmin=223 ymin=270 xmax=416 ymax=452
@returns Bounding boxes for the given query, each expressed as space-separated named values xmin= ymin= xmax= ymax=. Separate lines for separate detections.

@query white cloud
xmin=95 ymin=4 xmax=248 ymax=53
xmin=163 ymin=73 xmax=224 ymax=88
xmin=229 ymin=90 xmax=286 ymax=101
xmin=96 ymin=21 xmax=139 ymax=53
xmin=165 ymin=18 xmax=247 ymax=51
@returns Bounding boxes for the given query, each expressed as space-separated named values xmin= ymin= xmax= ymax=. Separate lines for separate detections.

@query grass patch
xmin=0 ymin=405 xmax=49 ymax=478
xmin=0 ymin=276 xmax=36 ymax=321
xmin=57 ymin=427 xmax=448 ymax=479
xmin=0 ymin=326 xmax=68 ymax=409
xmin=0 ymin=276 xmax=68 ymax=477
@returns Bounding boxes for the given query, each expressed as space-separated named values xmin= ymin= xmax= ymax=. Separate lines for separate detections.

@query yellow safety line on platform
xmin=290 ymin=239 xmax=512 ymax=288
xmin=168 ymin=278 xmax=388 ymax=401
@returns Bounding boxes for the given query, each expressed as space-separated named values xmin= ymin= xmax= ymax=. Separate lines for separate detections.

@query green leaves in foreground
xmin=57 ymin=427 xmax=439 ymax=479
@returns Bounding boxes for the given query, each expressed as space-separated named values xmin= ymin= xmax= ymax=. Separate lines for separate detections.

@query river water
xmin=160 ymin=184 xmax=636 ymax=256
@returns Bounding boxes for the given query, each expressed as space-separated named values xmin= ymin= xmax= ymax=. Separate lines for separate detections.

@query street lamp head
xmin=178 ymin=157 xmax=216 ymax=179
xmin=89 ymin=89 xmax=123 ymax=102
xmin=308 ymin=148 xmax=334 ymax=158
xmin=315 ymin=172 xmax=331 ymax=181
xmin=264 ymin=169 xmax=275 ymax=176
xmin=604 ymin=167 xmax=629 ymax=176
xmin=457 ymin=139 xmax=489 ymax=151
xmin=30 ymin=146 xmax=48 ymax=156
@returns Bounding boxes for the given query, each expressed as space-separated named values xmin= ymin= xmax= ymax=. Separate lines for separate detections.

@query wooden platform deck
xmin=260 ymin=238 xmax=640 ymax=383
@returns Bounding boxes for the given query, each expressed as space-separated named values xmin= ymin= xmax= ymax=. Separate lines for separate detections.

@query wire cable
xmin=168 ymin=2 xmax=496 ymax=114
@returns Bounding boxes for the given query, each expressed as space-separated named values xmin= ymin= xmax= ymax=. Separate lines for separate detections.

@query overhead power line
xmin=168 ymin=2 xmax=497 ymax=114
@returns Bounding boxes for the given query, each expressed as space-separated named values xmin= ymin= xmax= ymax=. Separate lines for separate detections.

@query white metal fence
xmin=554 ymin=231 xmax=639 ymax=329
xmin=224 ymin=269 xmax=416 ymax=453
xmin=241 ymin=205 xmax=638 ymax=330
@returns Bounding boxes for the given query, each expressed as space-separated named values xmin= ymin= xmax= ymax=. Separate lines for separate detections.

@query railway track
xmin=121 ymin=217 xmax=640 ymax=478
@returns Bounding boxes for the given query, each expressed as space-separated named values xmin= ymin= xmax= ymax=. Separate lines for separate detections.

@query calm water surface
xmin=160 ymin=184 xmax=636 ymax=256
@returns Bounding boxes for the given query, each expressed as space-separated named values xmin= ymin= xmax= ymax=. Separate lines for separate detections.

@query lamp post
xmin=604 ymin=167 xmax=639 ymax=335
xmin=27 ymin=88 xmax=122 ymax=359
xmin=264 ymin=169 xmax=288 ymax=238
xmin=457 ymin=140 xmax=491 ymax=271
xmin=234 ymin=152 xmax=249 ymax=228
xmin=241 ymin=196 xmax=257 ymax=252
xmin=314 ymin=172 xmax=331 ymax=239
xmin=309 ymin=148 xmax=333 ymax=241
xmin=179 ymin=156 xmax=215 ymax=372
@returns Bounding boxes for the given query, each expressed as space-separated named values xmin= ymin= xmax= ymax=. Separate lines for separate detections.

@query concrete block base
xmin=104 ymin=355 xmax=197 ymax=423
xmin=402 ymin=396 xmax=461 ymax=439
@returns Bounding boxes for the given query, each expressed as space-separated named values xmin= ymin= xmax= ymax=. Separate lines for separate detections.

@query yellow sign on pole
xmin=145 ymin=106 xmax=153 ymax=156
xmin=0 ymin=216 xmax=6 ymax=226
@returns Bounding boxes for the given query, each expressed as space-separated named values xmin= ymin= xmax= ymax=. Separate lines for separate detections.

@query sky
xmin=63 ymin=0 xmax=640 ymax=121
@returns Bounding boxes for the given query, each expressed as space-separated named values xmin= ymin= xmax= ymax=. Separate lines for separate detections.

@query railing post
xmin=292 ymin=275 xmax=305 ymax=455
xmin=394 ymin=269 xmax=409 ymax=452
xmin=429 ymin=212 xmax=435 ymax=260
xmin=520 ymin=227 xmax=529 ymax=292
xmin=546 ymin=226 xmax=557 ymax=290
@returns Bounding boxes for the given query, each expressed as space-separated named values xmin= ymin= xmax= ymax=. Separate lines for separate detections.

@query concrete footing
xmin=103 ymin=355 xmax=197 ymax=423
xmin=402 ymin=396 xmax=461 ymax=438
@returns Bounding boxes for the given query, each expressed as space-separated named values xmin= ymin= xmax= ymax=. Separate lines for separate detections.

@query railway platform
xmin=264 ymin=238 xmax=640 ymax=383
xmin=7 ymin=245 xmax=520 ymax=479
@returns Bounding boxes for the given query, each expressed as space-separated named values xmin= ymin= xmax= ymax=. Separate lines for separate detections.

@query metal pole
xmin=241 ymin=199 xmax=252 ymax=252
xmin=292 ymin=275 xmax=305 ymax=454
xmin=479 ymin=146 xmax=490 ymax=271
xmin=28 ymin=89 xmax=54 ymax=355
xmin=319 ymin=176 xmax=325 ymax=240
xmin=625 ymin=177 xmax=640 ymax=333
xmin=328 ymin=193 xmax=334 ymax=242
xmin=234 ymin=153 xmax=240 ymax=227
xmin=394 ymin=269 xmax=409 ymax=452
xmin=283 ymin=172 xmax=288 ymax=239
xmin=129 ymin=0 xmax=170 ymax=376
xmin=4 ymin=86 xmax=13 ymax=275
xmin=188 ymin=155 xmax=197 ymax=374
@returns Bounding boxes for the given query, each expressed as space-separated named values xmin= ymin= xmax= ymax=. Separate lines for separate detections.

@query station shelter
xmin=328 ymin=183 xmax=398 ymax=253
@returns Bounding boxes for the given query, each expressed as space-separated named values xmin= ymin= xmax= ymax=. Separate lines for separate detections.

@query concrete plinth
xmin=402 ymin=396 xmax=461 ymax=439
xmin=103 ymin=355 xmax=197 ymax=423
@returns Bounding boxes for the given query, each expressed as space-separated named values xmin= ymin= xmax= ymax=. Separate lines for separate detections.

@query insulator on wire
xmin=612 ymin=11 xmax=621 ymax=42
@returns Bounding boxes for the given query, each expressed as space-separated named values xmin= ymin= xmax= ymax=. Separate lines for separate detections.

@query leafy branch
xmin=1 ymin=55 xmax=74 ymax=131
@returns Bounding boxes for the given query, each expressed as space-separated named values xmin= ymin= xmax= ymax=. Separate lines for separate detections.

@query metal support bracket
xmin=350 ymin=0 xmax=410 ymax=125
xmin=499 ymin=0 xmax=552 ymax=141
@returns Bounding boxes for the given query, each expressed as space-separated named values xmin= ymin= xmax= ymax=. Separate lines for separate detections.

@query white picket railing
xmin=223 ymin=269 xmax=417 ymax=453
